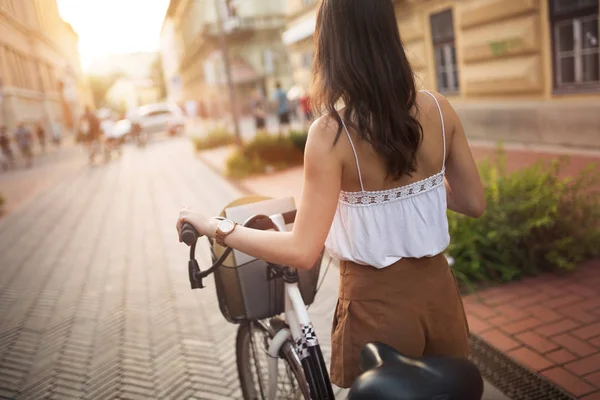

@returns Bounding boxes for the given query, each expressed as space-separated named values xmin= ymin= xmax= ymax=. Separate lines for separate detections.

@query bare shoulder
xmin=305 ymin=113 xmax=343 ymax=155
xmin=417 ymin=90 xmax=459 ymax=121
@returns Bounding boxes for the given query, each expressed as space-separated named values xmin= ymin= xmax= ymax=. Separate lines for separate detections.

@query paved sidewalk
xmin=0 ymin=138 xmax=351 ymax=399
xmin=0 ymin=141 xmax=84 ymax=218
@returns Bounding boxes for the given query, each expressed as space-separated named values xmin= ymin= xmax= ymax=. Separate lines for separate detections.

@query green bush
xmin=289 ymin=130 xmax=309 ymax=152
xmin=193 ymin=128 xmax=236 ymax=151
xmin=449 ymin=146 xmax=600 ymax=288
xmin=244 ymin=134 xmax=304 ymax=164
xmin=226 ymin=151 xmax=269 ymax=179
xmin=225 ymin=133 xmax=305 ymax=178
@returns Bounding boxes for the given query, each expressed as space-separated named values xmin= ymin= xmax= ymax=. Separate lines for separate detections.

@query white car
xmin=112 ymin=119 xmax=132 ymax=140
xmin=134 ymin=103 xmax=185 ymax=136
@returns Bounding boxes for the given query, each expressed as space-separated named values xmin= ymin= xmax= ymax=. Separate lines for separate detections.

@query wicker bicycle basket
xmin=211 ymin=196 xmax=321 ymax=324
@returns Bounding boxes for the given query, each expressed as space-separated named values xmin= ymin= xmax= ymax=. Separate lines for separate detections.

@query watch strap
xmin=216 ymin=220 xmax=237 ymax=247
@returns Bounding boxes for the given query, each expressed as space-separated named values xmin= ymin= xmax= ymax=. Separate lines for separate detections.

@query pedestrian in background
xmin=0 ymin=126 xmax=15 ymax=170
xmin=14 ymin=122 xmax=33 ymax=168
xmin=36 ymin=121 xmax=46 ymax=152
xmin=274 ymin=82 xmax=290 ymax=137
xmin=50 ymin=121 xmax=61 ymax=147
xmin=251 ymin=90 xmax=267 ymax=134
xmin=80 ymin=106 xmax=102 ymax=164
xmin=300 ymin=93 xmax=313 ymax=127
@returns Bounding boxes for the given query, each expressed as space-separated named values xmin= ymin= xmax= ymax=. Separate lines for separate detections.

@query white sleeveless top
xmin=325 ymin=90 xmax=449 ymax=269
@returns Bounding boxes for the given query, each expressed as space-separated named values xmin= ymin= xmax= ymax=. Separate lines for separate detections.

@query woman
xmin=177 ymin=0 xmax=485 ymax=389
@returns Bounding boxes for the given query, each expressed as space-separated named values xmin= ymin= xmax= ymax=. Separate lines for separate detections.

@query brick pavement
xmin=232 ymin=140 xmax=600 ymax=399
xmin=0 ymin=138 xmax=352 ymax=399
xmin=463 ymin=260 xmax=600 ymax=399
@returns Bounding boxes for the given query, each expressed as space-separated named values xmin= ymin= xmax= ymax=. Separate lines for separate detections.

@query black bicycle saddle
xmin=347 ymin=342 xmax=484 ymax=400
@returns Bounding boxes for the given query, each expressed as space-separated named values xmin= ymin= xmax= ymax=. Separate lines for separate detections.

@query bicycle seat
xmin=347 ymin=342 xmax=484 ymax=400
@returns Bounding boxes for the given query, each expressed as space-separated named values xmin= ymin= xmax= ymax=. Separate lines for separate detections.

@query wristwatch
xmin=215 ymin=219 xmax=237 ymax=247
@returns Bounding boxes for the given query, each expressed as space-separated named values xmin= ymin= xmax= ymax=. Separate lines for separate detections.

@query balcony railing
xmin=202 ymin=15 xmax=286 ymax=38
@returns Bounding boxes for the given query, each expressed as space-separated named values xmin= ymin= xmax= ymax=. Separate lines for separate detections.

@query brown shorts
xmin=330 ymin=254 xmax=470 ymax=388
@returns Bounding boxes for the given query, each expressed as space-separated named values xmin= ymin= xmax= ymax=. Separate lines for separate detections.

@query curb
xmin=196 ymin=151 xmax=254 ymax=196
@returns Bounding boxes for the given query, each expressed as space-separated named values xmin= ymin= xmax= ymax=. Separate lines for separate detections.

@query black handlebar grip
xmin=181 ymin=223 xmax=199 ymax=246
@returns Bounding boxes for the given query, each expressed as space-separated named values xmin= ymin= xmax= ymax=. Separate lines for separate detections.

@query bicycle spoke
xmin=249 ymin=322 xmax=268 ymax=399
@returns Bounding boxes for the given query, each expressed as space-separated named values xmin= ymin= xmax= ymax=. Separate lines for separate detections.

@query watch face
xmin=219 ymin=219 xmax=235 ymax=234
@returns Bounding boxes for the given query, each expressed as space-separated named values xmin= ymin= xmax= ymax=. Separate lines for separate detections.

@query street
xmin=0 ymin=137 xmax=508 ymax=400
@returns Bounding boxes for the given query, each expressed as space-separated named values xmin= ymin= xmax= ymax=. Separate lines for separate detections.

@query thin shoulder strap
xmin=340 ymin=118 xmax=365 ymax=192
xmin=420 ymin=90 xmax=447 ymax=169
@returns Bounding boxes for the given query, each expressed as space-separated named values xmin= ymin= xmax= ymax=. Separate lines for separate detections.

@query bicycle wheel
xmin=236 ymin=320 xmax=309 ymax=400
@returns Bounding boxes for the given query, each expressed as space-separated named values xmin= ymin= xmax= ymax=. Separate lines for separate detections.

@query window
xmin=14 ymin=52 xmax=25 ymax=89
xmin=0 ymin=46 xmax=6 ymax=86
xmin=430 ymin=9 xmax=459 ymax=94
xmin=550 ymin=0 xmax=599 ymax=90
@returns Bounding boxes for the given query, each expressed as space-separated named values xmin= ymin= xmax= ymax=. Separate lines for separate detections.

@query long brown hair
xmin=311 ymin=0 xmax=423 ymax=179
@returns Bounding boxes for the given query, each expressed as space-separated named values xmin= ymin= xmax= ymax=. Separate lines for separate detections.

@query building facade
xmin=283 ymin=0 xmax=600 ymax=148
xmin=162 ymin=0 xmax=293 ymax=117
xmin=0 ymin=0 xmax=90 ymax=133
xmin=283 ymin=0 xmax=318 ymax=94
xmin=159 ymin=19 xmax=184 ymax=105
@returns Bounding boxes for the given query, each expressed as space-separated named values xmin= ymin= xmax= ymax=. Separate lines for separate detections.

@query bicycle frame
xmin=265 ymin=214 xmax=335 ymax=400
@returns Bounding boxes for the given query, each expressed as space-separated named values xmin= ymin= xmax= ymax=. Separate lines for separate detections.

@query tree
xmin=150 ymin=56 xmax=167 ymax=101
xmin=86 ymin=72 xmax=124 ymax=108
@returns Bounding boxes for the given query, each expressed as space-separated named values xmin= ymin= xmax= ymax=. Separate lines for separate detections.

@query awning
xmin=282 ymin=15 xmax=316 ymax=46
xmin=229 ymin=58 xmax=259 ymax=85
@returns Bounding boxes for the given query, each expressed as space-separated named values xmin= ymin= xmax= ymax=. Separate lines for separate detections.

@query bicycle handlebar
xmin=181 ymin=223 xmax=199 ymax=246
xmin=181 ymin=210 xmax=298 ymax=247
xmin=180 ymin=210 xmax=298 ymax=290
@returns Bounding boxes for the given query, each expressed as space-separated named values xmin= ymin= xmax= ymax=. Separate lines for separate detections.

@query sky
xmin=57 ymin=0 xmax=170 ymax=71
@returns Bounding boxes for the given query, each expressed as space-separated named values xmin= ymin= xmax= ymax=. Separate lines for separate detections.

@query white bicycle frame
xmin=263 ymin=213 xmax=324 ymax=400
xmin=264 ymin=278 xmax=313 ymax=400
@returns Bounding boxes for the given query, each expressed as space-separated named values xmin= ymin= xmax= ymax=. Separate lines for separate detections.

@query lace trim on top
xmin=339 ymin=169 xmax=445 ymax=206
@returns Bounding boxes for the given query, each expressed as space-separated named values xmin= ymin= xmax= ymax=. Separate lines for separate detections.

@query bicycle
xmin=180 ymin=199 xmax=484 ymax=400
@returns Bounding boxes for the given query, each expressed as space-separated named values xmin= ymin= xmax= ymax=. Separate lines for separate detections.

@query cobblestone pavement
xmin=0 ymin=137 xmax=349 ymax=399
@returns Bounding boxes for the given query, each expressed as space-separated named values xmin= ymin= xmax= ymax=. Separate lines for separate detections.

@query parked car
xmin=113 ymin=119 xmax=132 ymax=142
xmin=134 ymin=103 xmax=185 ymax=136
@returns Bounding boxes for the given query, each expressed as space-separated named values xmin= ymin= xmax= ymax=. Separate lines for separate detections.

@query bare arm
xmin=178 ymin=116 xmax=342 ymax=270
xmin=437 ymin=94 xmax=486 ymax=218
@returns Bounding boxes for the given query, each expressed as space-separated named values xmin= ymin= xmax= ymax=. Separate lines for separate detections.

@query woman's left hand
xmin=176 ymin=207 xmax=213 ymax=242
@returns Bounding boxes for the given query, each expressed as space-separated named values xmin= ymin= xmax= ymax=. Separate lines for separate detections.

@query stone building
xmin=0 ymin=0 xmax=91 ymax=133
xmin=161 ymin=0 xmax=292 ymax=116
xmin=283 ymin=0 xmax=318 ymax=97
xmin=283 ymin=0 xmax=600 ymax=148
